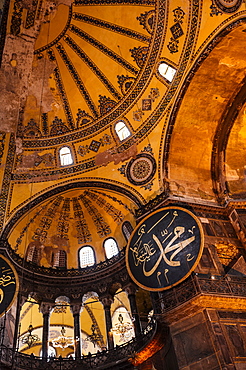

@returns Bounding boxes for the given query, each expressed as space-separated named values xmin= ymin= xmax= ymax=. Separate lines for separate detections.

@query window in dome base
xmin=52 ymin=250 xmax=67 ymax=268
xmin=158 ymin=62 xmax=176 ymax=82
xmin=122 ymin=221 xmax=133 ymax=241
xmin=104 ymin=238 xmax=119 ymax=259
xmin=79 ymin=246 xmax=95 ymax=268
xmin=115 ymin=121 xmax=131 ymax=141
xmin=59 ymin=146 xmax=73 ymax=166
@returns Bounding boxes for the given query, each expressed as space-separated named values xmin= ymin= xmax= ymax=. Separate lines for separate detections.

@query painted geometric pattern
xmin=79 ymin=195 xmax=112 ymax=238
xmin=16 ymin=1 xmax=155 ymax=142
xmin=13 ymin=191 xmax=126 ymax=254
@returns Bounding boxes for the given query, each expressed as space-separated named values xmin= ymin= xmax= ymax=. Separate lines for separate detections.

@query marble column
xmin=13 ymin=294 xmax=26 ymax=351
xmin=70 ymin=303 xmax=82 ymax=358
xmin=39 ymin=303 xmax=53 ymax=360
xmin=101 ymin=296 xmax=114 ymax=350
xmin=125 ymin=285 xmax=142 ymax=337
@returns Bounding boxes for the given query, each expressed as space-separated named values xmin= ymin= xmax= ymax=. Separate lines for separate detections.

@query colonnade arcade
xmin=13 ymin=275 xmax=147 ymax=360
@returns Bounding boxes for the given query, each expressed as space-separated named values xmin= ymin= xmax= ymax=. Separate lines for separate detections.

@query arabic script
xmin=128 ymin=208 xmax=202 ymax=289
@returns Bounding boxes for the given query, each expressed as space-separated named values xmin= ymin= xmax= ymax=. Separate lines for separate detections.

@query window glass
xmin=26 ymin=244 xmax=39 ymax=264
xmin=104 ymin=238 xmax=119 ymax=259
xmin=158 ymin=62 xmax=176 ymax=82
xmin=52 ymin=250 xmax=67 ymax=268
xmin=115 ymin=121 xmax=131 ymax=141
xmin=79 ymin=246 xmax=95 ymax=268
xmin=59 ymin=146 xmax=73 ymax=166
xmin=122 ymin=221 xmax=133 ymax=241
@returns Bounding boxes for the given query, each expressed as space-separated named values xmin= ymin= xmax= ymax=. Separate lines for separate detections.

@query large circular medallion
xmin=126 ymin=207 xmax=204 ymax=291
xmin=0 ymin=255 xmax=18 ymax=317
xmin=126 ymin=153 xmax=156 ymax=186
xmin=214 ymin=0 xmax=242 ymax=13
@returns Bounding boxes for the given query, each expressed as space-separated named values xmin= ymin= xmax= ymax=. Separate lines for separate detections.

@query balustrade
xmin=158 ymin=274 xmax=246 ymax=313
xmin=0 ymin=319 xmax=156 ymax=370
xmin=7 ymin=246 xmax=126 ymax=278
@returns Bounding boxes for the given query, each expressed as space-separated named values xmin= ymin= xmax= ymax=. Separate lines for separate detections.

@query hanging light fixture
xmin=20 ymin=299 xmax=40 ymax=348
xmin=52 ymin=326 xmax=74 ymax=349
xmin=85 ymin=324 xmax=103 ymax=347
xmin=21 ymin=324 xmax=40 ymax=348
xmin=111 ymin=314 xmax=134 ymax=342
xmin=52 ymin=304 xmax=74 ymax=349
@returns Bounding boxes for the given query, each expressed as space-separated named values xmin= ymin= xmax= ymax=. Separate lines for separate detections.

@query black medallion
xmin=126 ymin=207 xmax=204 ymax=291
xmin=0 ymin=255 xmax=18 ymax=317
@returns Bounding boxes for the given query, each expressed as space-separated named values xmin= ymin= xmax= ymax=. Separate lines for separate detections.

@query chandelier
xmin=111 ymin=314 xmax=134 ymax=342
xmin=21 ymin=324 xmax=40 ymax=348
xmin=85 ymin=324 xmax=103 ymax=347
xmin=52 ymin=326 xmax=74 ymax=349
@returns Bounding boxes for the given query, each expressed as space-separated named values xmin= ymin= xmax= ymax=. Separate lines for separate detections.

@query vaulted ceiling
xmin=1 ymin=0 xmax=245 ymax=267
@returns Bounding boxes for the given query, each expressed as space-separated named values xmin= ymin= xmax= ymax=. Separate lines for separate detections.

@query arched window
xmin=122 ymin=221 xmax=133 ymax=241
xmin=59 ymin=146 xmax=73 ymax=166
xmin=115 ymin=121 xmax=131 ymax=141
xmin=158 ymin=62 xmax=176 ymax=82
xmin=79 ymin=246 xmax=95 ymax=268
xmin=52 ymin=250 xmax=67 ymax=268
xmin=104 ymin=238 xmax=119 ymax=259
xmin=26 ymin=242 xmax=40 ymax=264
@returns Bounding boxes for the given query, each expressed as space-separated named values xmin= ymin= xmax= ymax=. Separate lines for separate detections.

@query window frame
xmin=157 ymin=61 xmax=176 ymax=83
xmin=58 ymin=145 xmax=74 ymax=167
xmin=26 ymin=243 xmax=40 ymax=264
xmin=103 ymin=237 xmax=119 ymax=259
xmin=114 ymin=120 xmax=131 ymax=142
xmin=52 ymin=250 xmax=67 ymax=268
xmin=78 ymin=245 xmax=96 ymax=268
xmin=122 ymin=221 xmax=134 ymax=242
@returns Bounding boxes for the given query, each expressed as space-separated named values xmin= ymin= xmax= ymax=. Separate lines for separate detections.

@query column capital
xmin=100 ymin=295 xmax=113 ymax=308
xmin=124 ymin=283 xmax=138 ymax=296
xmin=70 ymin=303 xmax=82 ymax=316
xmin=39 ymin=302 xmax=54 ymax=315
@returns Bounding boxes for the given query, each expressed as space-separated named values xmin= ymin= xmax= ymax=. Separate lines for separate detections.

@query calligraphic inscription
xmin=0 ymin=255 xmax=18 ymax=317
xmin=126 ymin=207 xmax=204 ymax=291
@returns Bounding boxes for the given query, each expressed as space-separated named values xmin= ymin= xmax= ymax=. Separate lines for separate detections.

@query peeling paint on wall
xmin=95 ymin=144 xmax=137 ymax=166
xmin=17 ymin=151 xmax=54 ymax=168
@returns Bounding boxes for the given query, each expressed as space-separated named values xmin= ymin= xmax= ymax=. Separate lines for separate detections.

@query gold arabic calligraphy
xmin=130 ymin=211 xmax=196 ymax=286
xmin=0 ymin=274 xmax=15 ymax=287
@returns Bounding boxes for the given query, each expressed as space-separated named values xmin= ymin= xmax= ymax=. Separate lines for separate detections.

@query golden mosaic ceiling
xmin=3 ymin=0 xmax=246 ymax=268
xmin=22 ymin=1 xmax=156 ymax=136
xmin=8 ymin=188 xmax=136 ymax=268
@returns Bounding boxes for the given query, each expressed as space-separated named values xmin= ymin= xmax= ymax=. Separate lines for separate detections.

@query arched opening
xmin=79 ymin=246 xmax=96 ymax=268
xmin=59 ymin=146 xmax=73 ymax=166
xmin=122 ymin=221 xmax=134 ymax=241
xmin=52 ymin=250 xmax=67 ymax=268
xmin=158 ymin=61 xmax=176 ymax=82
xmin=115 ymin=121 xmax=131 ymax=141
xmin=103 ymin=238 xmax=119 ymax=259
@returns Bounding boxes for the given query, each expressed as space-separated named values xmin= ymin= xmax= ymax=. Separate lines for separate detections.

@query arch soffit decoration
xmin=211 ymin=76 xmax=246 ymax=204
xmin=163 ymin=18 xmax=246 ymax=201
